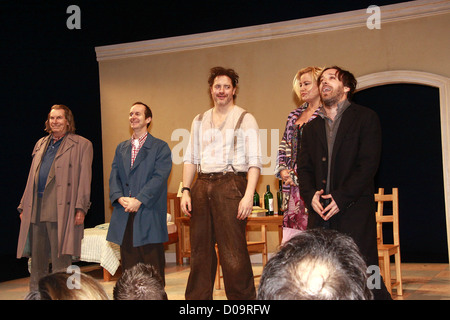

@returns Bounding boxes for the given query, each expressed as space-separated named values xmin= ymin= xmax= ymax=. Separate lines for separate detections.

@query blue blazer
xmin=106 ymin=133 xmax=172 ymax=246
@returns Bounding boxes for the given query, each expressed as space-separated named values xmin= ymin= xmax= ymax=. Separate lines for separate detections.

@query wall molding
xmin=357 ymin=70 xmax=450 ymax=261
xmin=95 ymin=0 xmax=450 ymax=61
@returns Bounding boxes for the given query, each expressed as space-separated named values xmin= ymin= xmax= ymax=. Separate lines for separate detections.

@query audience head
xmin=257 ymin=228 xmax=373 ymax=300
xmin=113 ymin=263 xmax=167 ymax=300
xmin=25 ymin=270 xmax=109 ymax=300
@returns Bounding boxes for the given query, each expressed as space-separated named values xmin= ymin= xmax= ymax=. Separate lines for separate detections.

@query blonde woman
xmin=275 ymin=66 xmax=323 ymax=243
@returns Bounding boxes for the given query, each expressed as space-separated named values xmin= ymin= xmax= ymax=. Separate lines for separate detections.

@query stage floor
xmin=0 ymin=263 xmax=449 ymax=300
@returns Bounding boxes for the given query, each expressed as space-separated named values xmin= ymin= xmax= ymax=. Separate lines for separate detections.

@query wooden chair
xmin=214 ymin=225 xmax=267 ymax=290
xmin=375 ymin=188 xmax=403 ymax=296
xmin=175 ymin=209 xmax=191 ymax=266
xmin=166 ymin=192 xmax=182 ymax=264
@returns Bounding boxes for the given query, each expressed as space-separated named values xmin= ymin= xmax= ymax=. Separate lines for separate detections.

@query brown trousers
xmin=185 ymin=172 xmax=256 ymax=300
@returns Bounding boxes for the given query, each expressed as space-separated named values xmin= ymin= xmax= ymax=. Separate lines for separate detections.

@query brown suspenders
xmin=196 ymin=109 xmax=248 ymax=173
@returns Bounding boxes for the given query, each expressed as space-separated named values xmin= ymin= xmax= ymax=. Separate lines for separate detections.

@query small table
xmin=80 ymin=222 xmax=178 ymax=281
xmin=248 ymin=214 xmax=284 ymax=248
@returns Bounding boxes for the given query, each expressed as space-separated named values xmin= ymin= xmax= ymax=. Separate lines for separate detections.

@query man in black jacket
xmin=297 ymin=66 xmax=391 ymax=299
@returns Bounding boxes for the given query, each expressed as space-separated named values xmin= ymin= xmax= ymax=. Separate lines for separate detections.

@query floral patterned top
xmin=275 ymin=102 xmax=320 ymax=230
xmin=275 ymin=103 xmax=320 ymax=189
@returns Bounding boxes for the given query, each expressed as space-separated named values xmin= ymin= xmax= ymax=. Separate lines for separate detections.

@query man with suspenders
xmin=181 ymin=67 xmax=262 ymax=300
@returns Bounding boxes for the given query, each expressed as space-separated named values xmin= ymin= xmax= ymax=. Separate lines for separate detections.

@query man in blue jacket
xmin=107 ymin=102 xmax=172 ymax=284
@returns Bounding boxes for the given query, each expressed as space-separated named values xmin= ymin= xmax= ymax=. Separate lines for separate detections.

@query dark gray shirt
xmin=318 ymin=99 xmax=351 ymax=193
xmin=37 ymin=136 xmax=64 ymax=198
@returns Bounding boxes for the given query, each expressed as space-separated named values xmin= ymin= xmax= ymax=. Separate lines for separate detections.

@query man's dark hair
xmin=208 ymin=66 xmax=239 ymax=99
xmin=319 ymin=66 xmax=357 ymax=100
xmin=208 ymin=66 xmax=239 ymax=87
xmin=113 ymin=263 xmax=167 ymax=300
xmin=257 ymin=229 xmax=373 ymax=300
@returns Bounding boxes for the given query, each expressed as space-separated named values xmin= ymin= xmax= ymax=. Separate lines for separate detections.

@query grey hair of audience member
xmin=113 ymin=263 xmax=168 ymax=300
xmin=257 ymin=228 xmax=373 ymax=300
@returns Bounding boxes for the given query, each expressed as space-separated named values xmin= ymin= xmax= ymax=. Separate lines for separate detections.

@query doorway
xmin=353 ymin=83 xmax=448 ymax=262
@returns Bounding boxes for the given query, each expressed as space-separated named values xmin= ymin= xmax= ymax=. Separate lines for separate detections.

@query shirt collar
xmin=131 ymin=132 xmax=148 ymax=147
xmin=318 ymin=99 xmax=351 ymax=120
xmin=51 ymin=133 xmax=67 ymax=145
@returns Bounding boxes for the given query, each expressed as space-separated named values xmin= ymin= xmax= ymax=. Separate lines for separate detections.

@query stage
xmin=1 ymin=262 xmax=449 ymax=300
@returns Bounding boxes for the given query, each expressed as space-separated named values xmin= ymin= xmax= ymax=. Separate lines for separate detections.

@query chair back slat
xmin=374 ymin=188 xmax=400 ymax=246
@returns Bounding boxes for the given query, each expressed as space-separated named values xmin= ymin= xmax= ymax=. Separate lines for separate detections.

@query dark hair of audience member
xmin=113 ymin=263 xmax=168 ymax=300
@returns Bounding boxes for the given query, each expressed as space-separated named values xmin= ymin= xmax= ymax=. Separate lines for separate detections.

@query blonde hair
xmin=292 ymin=66 xmax=324 ymax=101
xmin=36 ymin=271 xmax=109 ymax=300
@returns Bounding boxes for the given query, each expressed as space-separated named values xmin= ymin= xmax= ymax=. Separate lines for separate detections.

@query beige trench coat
xmin=17 ymin=133 xmax=93 ymax=258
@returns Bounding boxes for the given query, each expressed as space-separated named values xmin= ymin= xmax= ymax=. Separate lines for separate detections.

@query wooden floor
xmin=0 ymin=262 xmax=449 ymax=300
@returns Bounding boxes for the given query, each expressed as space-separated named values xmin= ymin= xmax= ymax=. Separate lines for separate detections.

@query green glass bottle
xmin=277 ymin=180 xmax=284 ymax=216
xmin=253 ymin=190 xmax=260 ymax=207
xmin=264 ymin=185 xmax=274 ymax=216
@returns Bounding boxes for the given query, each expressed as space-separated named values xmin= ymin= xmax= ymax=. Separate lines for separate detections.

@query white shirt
xmin=184 ymin=106 xmax=262 ymax=173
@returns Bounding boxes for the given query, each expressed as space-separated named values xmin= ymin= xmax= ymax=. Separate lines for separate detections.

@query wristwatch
xmin=181 ymin=187 xmax=191 ymax=193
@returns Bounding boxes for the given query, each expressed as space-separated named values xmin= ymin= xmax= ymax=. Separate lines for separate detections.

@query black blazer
xmin=297 ymin=102 xmax=382 ymax=265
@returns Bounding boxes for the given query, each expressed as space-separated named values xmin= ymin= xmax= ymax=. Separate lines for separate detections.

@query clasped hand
xmin=311 ymin=189 xmax=340 ymax=221
xmin=118 ymin=196 xmax=142 ymax=213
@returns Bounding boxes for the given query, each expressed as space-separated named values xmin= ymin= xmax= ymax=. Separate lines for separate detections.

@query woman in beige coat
xmin=17 ymin=104 xmax=93 ymax=290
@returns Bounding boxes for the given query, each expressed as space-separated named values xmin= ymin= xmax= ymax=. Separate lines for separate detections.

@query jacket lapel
xmin=55 ymin=134 xmax=74 ymax=160
xmin=311 ymin=117 xmax=327 ymax=150
xmin=122 ymin=140 xmax=132 ymax=177
xmin=48 ymin=134 xmax=73 ymax=187
xmin=32 ymin=136 xmax=51 ymax=185
xmin=46 ymin=161 xmax=56 ymax=187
